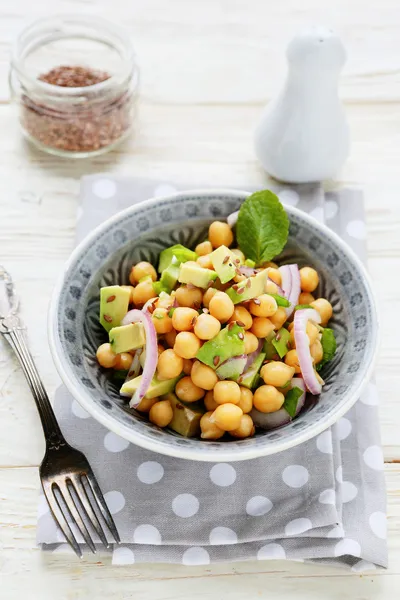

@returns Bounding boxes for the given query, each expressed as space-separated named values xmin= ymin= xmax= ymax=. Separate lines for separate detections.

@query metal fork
xmin=0 ymin=266 xmax=120 ymax=557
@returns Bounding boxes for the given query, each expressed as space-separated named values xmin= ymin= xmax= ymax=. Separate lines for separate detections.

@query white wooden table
xmin=1 ymin=1 xmax=400 ymax=598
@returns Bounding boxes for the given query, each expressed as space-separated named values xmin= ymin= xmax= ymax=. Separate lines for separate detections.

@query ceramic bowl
xmin=48 ymin=189 xmax=378 ymax=461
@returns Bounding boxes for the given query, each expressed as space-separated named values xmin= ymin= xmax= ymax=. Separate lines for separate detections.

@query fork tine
xmin=70 ymin=475 xmax=110 ymax=550
xmin=42 ymin=481 xmax=82 ymax=558
xmin=63 ymin=479 xmax=97 ymax=554
xmin=84 ymin=471 xmax=120 ymax=544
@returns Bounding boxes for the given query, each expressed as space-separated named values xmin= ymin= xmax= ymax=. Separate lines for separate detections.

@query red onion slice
xmin=120 ymin=309 xmax=158 ymax=408
xmin=294 ymin=308 xmax=322 ymax=395
xmin=244 ymin=339 xmax=263 ymax=372
xmin=227 ymin=210 xmax=239 ymax=228
xmin=278 ymin=264 xmax=300 ymax=317
xmin=250 ymin=377 xmax=306 ymax=430
xmin=239 ymin=265 xmax=258 ymax=277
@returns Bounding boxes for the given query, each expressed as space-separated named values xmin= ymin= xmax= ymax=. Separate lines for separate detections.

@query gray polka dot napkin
xmin=37 ymin=177 xmax=387 ymax=570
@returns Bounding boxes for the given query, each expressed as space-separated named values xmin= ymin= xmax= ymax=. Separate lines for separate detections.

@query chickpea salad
xmin=96 ymin=190 xmax=337 ymax=441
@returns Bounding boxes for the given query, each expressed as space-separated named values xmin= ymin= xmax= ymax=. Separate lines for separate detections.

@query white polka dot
xmin=257 ymin=543 xmax=286 ymax=560
xmin=92 ymin=178 xmax=117 ymax=199
xmin=336 ymin=466 xmax=343 ymax=483
xmin=342 ymin=481 xmax=358 ymax=503
xmin=346 ymin=219 xmax=366 ymax=240
xmin=246 ymin=496 xmax=273 ymax=516
xmin=363 ymin=446 xmax=384 ymax=471
xmin=309 ymin=206 xmax=324 ymax=223
xmin=137 ymin=461 xmax=164 ymax=484
xmin=182 ymin=547 xmax=210 ymax=566
xmin=104 ymin=431 xmax=130 ymax=453
xmin=319 ymin=488 xmax=336 ymax=505
xmin=369 ymin=511 xmax=387 ymax=539
xmin=153 ymin=183 xmax=178 ymax=198
xmin=334 ymin=538 xmax=361 ymax=558
xmin=282 ymin=465 xmax=309 ymax=488
xmin=52 ymin=543 xmax=75 ymax=555
xmin=104 ymin=490 xmax=126 ymax=515
xmin=337 ymin=417 xmax=352 ymax=441
xmin=316 ymin=430 xmax=333 ymax=454
xmin=279 ymin=189 xmax=300 ymax=206
xmin=133 ymin=524 xmax=161 ymax=545
xmin=351 ymin=560 xmax=377 ymax=572
xmin=325 ymin=199 xmax=339 ymax=220
xmin=209 ymin=463 xmax=237 ymax=487
xmin=112 ymin=547 xmax=135 ymax=565
xmin=285 ymin=518 xmax=312 ymax=536
xmin=209 ymin=526 xmax=238 ymax=545
xmin=37 ymin=494 xmax=50 ymax=519
xmin=172 ymin=494 xmax=199 ymax=518
xmin=360 ymin=382 xmax=379 ymax=406
xmin=76 ymin=206 xmax=83 ymax=221
xmin=327 ymin=524 xmax=344 ymax=538
xmin=71 ymin=400 xmax=90 ymax=419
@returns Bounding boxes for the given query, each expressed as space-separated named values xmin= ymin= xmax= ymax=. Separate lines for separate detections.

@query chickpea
xmin=194 ymin=313 xmax=221 ymax=340
xmin=265 ymin=280 xmax=279 ymax=295
xmin=300 ymin=267 xmax=319 ymax=293
xmin=310 ymin=298 xmax=333 ymax=326
xmin=175 ymin=285 xmax=203 ymax=308
xmin=174 ymin=332 xmax=201 ymax=359
xmin=237 ymin=387 xmax=253 ymax=413
xmin=182 ymin=358 xmax=193 ymax=375
xmin=152 ymin=307 xmax=173 ymax=334
xmin=229 ymin=306 xmax=253 ymax=330
xmin=204 ymin=390 xmax=219 ymax=411
xmin=157 ymin=349 xmax=184 ymax=380
xmin=136 ymin=396 xmax=158 ymax=413
xmin=164 ymin=328 xmax=177 ymax=348
xmin=203 ymin=287 xmax=218 ymax=308
xmin=230 ymin=414 xmax=255 ymax=439
xmin=213 ymin=380 xmax=241 ymax=405
xmin=114 ymin=352 xmax=133 ymax=371
xmin=261 ymin=361 xmax=295 ymax=387
xmin=231 ymin=248 xmax=245 ymax=263
xmin=290 ymin=321 xmax=319 ymax=348
xmin=172 ymin=307 xmax=198 ymax=331
xmin=269 ymin=307 xmax=287 ymax=329
xmin=132 ymin=279 xmax=155 ymax=306
xmin=195 ymin=240 xmax=213 ymax=256
xmin=130 ymin=261 xmax=157 ymax=284
xmin=200 ymin=412 xmax=225 ymax=440
xmin=299 ymin=292 xmax=315 ymax=305
xmin=249 ymin=294 xmax=278 ymax=318
xmin=156 ymin=293 xmax=172 ymax=309
xmin=250 ymin=317 xmax=275 ymax=339
xmin=208 ymin=221 xmax=234 ymax=248
xmin=211 ymin=404 xmax=243 ymax=431
xmin=253 ymin=385 xmax=285 ymax=413
xmin=191 ymin=361 xmax=219 ymax=390
xmin=233 ymin=273 xmax=247 ymax=284
xmin=310 ymin=339 xmax=324 ymax=364
xmin=284 ymin=349 xmax=301 ymax=373
xmin=209 ymin=292 xmax=235 ymax=323
xmin=96 ymin=343 xmax=117 ymax=368
xmin=244 ymin=331 xmax=259 ymax=354
xmin=197 ymin=255 xmax=214 ymax=270
xmin=175 ymin=376 xmax=205 ymax=402
xmin=121 ymin=285 xmax=135 ymax=304
xmin=268 ymin=268 xmax=282 ymax=286
xmin=149 ymin=399 xmax=173 ymax=428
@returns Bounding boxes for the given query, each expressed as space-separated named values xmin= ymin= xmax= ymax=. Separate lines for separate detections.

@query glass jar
xmin=9 ymin=15 xmax=139 ymax=158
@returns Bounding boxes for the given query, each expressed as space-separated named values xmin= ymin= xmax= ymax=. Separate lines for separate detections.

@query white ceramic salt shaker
xmin=254 ymin=26 xmax=349 ymax=183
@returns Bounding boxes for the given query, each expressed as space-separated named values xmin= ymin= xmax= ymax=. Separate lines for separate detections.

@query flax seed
xmin=106 ymin=295 xmax=116 ymax=303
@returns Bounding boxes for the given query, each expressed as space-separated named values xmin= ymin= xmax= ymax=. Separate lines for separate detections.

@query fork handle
xmin=3 ymin=325 xmax=66 ymax=449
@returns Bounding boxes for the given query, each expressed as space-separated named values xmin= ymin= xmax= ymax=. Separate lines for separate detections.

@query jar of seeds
xmin=9 ymin=16 xmax=139 ymax=158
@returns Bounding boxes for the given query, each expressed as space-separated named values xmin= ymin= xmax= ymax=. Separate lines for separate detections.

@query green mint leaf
xmin=168 ymin=307 xmax=176 ymax=318
xmin=283 ymin=386 xmax=304 ymax=418
xmin=236 ymin=190 xmax=289 ymax=265
xmin=269 ymin=293 xmax=291 ymax=307
xmin=316 ymin=328 xmax=337 ymax=371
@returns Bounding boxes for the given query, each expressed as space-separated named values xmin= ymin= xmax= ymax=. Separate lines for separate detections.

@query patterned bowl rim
xmin=48 ymin=188 xmax=380 ymax=462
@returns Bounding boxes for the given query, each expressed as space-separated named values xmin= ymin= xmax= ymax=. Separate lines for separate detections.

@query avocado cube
xmin=235 ymin=353 xmax=266 ymax=389
xmin=109 ymin=323 xmax=145 ymax=354
xmin=158 ymin=244 xmax=197 ymax=273
xmin=210 ymin=245 xmax=238 ymax=284
xmin=272 ymin=328 xmax=291 ymax=359
xmin=159 ymin=262 xmax=180 ymax=293
xmin=226 ymin=269 xmax=269 ymax=304
xmin=216 ymin=355 xmax=247 ymax=380
xmin=178 ymin=263 xmax=218 ymax=289
xmin=120 ymin=373 xmax=183 ymax=399
xmin=196 ymin=323 xmax=245 ymax=369
xmin=166 ymin=393 xmax=205 ymax=437
xmin=100 ymin=285 xmax=131 ymax=332
xmin=263 ymin=332 xmax=279 ymax=360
